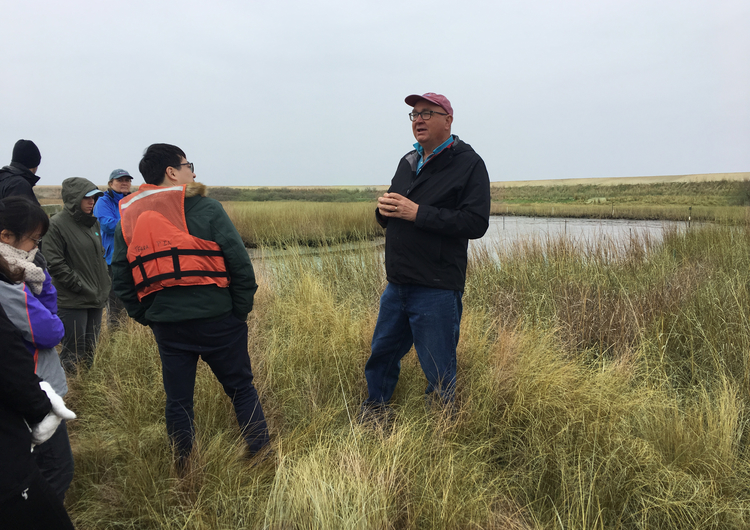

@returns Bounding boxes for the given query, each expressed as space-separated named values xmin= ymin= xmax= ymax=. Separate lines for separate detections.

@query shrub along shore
xmin=63 ymin=215 xmax=750 ymax=528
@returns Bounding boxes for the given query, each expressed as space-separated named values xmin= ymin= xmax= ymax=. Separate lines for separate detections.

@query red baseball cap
xmin=404 ymin=92 xmax=453 ymax=115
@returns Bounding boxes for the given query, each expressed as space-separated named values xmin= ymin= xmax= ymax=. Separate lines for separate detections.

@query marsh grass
xmin=492 ymin=180 xmax=750 ymax=207
xmin=491 ymin=202 xmax=749 ymax=223
xmin=224 ymin=201 xmax=383 ymax=247
xmin=65 ymin=222 xmax=750 ymax=528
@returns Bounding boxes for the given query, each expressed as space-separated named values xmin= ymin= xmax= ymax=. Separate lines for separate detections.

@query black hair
xmin=138 ymin=143 xmax=186 ymax=185
xmin=0 ymin=255 xmax=23 ymax=283
xmin=0 ymin=196 xmax=50 ymax=241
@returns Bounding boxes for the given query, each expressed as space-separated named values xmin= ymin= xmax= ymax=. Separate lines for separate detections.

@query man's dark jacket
xmin=377 ymin=136 xmax=490 ymax=292
xmin=0 ymin=163 xmax=40 ymax=204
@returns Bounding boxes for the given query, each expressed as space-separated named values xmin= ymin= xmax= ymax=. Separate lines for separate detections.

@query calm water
xmin=249 ymin=216 xmax=689 ymax=261
xmin=471 ymin=216 xmax=688 ymax=253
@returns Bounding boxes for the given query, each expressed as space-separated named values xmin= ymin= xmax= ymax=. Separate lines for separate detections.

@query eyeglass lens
xmin=409 ymin=111 xmax=439 ymax=121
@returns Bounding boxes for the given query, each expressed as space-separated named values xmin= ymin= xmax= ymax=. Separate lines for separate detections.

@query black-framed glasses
xmin=28 ymin=236 xmax=43 ymax=247
xmin=409 ymin=110 xmax=448 ymax=122
xmin=175 ymin=162 xmax=194 ymax=172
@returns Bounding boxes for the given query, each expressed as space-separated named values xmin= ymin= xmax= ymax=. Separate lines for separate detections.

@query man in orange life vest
xmin=111 ymin=143 xmax=269 ymax=464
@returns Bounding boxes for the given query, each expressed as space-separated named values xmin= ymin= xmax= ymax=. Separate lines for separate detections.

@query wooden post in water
xmin=688 ymin=206 xmax=692 ymax=229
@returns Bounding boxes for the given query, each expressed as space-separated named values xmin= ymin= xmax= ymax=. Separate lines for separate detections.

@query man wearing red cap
xmin=361 ymin=92 xmax=491 ymax=421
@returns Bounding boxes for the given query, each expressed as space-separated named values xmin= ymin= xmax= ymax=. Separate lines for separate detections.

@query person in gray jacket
xmin=42 ymin=177 xmax=110 ymax=371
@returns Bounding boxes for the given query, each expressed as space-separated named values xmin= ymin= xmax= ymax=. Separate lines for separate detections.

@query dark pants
xmin=0 ymin=467 xmax=75 ymax=530
xmin=365 ymin=283 xmax=463 ymax=404
xmin=33 ymin=421 xmax=74 ymax=503
xmin=58 ymin=307 xmax=103 ymax=371
xmin=105 ymin=265 xmax=127 ymax=328
xmin=151 ymin=314 xmax=270 ymax=460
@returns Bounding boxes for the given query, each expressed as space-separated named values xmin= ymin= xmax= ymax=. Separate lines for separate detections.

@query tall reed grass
xmin=224 ymin=201 xmax=383 ymax=247
xmin=64 ymin=222 xmax=750 ymax=528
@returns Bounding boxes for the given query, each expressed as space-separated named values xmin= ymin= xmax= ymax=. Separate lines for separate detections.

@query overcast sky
xmin=2 ymin=0 xmax=748 ymax=187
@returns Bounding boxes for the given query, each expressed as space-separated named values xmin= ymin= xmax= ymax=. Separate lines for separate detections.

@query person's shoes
xmin=245 ymin=444 xmax=276 ymax=468
xmin=424 ymin=394 xmax=458 ymax=422
xmin=174 ymin=455 xmax=191 ymax=477
xmin=358 ymin=402 xmax=395 ymax=429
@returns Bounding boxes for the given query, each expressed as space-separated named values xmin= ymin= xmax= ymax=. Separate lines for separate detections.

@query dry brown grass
xmin=64 ymin=223 xmax=750 ymax=529
xmin=493 ymin=172 xmax=750 ymax=188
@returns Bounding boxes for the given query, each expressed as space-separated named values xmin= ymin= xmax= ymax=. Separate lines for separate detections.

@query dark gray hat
xmin=108 ymin=168 xmax=132 ymax=183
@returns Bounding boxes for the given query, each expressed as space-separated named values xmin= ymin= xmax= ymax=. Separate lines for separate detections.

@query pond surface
xmin=472 ymin=216 xmax=688 ymax=253
xmin=249 ymin=216 xmax=691 ymax=261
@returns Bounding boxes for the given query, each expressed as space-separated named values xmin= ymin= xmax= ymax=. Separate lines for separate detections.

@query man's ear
xmin=163 ymin=166 xmax=177 ymax=185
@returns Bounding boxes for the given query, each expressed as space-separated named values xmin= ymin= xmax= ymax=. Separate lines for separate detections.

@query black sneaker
xmin=359 ymin=402 xmax=395 ymax=429
xmin=245 ymin=444 xmax=276 ymax=468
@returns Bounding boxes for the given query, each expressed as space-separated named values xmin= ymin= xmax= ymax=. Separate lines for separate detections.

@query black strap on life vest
xmin=129 ymin=247 xmax=229 ymax=290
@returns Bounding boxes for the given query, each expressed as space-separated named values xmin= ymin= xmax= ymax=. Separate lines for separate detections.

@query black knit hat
xmin=11 ymin=139 xmax=41 ymax=169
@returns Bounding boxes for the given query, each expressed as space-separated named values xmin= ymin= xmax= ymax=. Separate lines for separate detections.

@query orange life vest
xmin=119 ymin=184 xmax=229 ymax=301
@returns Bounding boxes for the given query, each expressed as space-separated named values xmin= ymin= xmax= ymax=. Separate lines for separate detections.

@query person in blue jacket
xmin=93 ymin=168 xmax=133 ymax=328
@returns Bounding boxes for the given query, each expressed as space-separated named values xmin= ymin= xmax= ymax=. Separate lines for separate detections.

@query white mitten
xmin=31 ymin=382 xmax=77 ymax=447
xmin=31 ymin=412 xmax=62 ymax=446
xmin=39 ymin=381 xmax=76 ymax=421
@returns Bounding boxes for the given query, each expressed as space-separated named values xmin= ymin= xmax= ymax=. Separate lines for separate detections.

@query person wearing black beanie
xmin=0 ymin=139 xmax=42 ymax=204
xmin=11 ymin=140 xmax=41 ymax=170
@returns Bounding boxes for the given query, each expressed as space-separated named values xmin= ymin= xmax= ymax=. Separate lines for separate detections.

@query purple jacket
xmin=0 ymin=271 xmax=67 ymax=396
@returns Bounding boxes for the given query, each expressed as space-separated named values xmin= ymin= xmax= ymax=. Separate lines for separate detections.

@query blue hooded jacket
xmin=93 ymin=189 xmax=126 ymax=265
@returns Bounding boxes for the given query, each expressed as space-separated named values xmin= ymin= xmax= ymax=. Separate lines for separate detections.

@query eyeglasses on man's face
xmin=409 ymin=110 xmax=448 ymax=122
xmin=175 ymin=162 xmax=195 ymax=172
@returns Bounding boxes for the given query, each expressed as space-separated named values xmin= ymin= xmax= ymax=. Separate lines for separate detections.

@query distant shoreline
xmin=490 ymin=171 xmax=750 ymax=188
xmin=33 ymin=171 xmax=749 ymax=196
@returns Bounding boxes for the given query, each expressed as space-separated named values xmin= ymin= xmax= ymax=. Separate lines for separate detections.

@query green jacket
xmin=112 ymin=182 xmax=257 ymax=325
xmin=41 ymin=177 xmax=110 ymax=309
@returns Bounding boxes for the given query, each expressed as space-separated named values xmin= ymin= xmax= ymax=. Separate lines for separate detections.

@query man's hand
xmin=377 ymin=193 xmax=418 ymax=222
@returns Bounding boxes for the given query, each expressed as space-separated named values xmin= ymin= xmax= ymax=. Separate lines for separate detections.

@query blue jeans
xmin=151 ymin=314 xmax=269 ymax=459
xmin=365 ymin=283 xmax=463 ymax=404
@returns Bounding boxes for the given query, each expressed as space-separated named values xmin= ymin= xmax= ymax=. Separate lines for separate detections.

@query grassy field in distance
xmin=33 ymin=170 xmax=750 ymax=227
xmin=489 ymin=172 xmax=750 ymax=223
xmin=492 ymin=171 xmax=750 ymax=188
xmin=33 ymin=171 xmax=750 ymax=198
